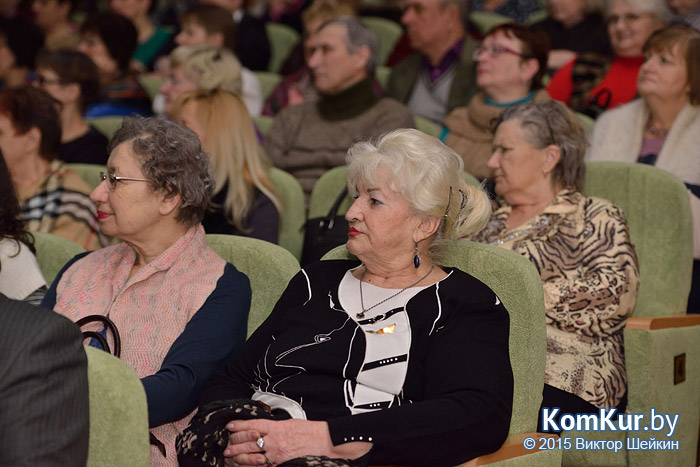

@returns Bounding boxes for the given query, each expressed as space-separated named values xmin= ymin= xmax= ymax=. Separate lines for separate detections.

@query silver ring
xmin=264 ymin=454 xmax=274 ymax=466
xmin=256 ymin=436 xmax=265 ymax=449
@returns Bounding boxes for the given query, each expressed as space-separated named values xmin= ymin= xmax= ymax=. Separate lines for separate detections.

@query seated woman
xmin=31 ymin=0 xmax=80 ymax=50
xmin=177 ymin=129 xmax=513 ymax=467
xmin=547 ymin=0 xmax=668 ymax=118
xmin=0 ymin=85 xmax=104 ymax=251
xmin=0 ymin=19 xmax=44 ymax=88
xmin=35 ymin=49 xmax=109 ymax=165
xmin=530 ymin=0 xmax=612 ymax=70
xmin=588 ymin=24 xmax=700 ymax=311
xmin=0 ymin=153 xmax=46 ymax=306
xmin=77 ymin=12 xmax=152 ymax=118
xmin=171 ymin=89 xmax=282 ymax=243
xmin=41 ymin=116 xmax=253 ymax=466
xmin=470 ymin=100 xmax=639 ymax=424
xmin=443 ymin=23 xmax=550 ymax=179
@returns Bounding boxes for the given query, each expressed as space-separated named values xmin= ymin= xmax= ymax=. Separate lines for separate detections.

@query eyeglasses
xmin=34 ymin=74 xmax=64 ymax=86
xmin=472 ymin=45 xmax=525 ymax=61
xmin=99 ymin=172 xmax=150 ymax=190
xmin=606 ymin=12 xmax=649 ymax=25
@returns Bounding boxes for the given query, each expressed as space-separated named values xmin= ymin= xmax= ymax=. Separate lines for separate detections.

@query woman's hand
xmin=223 ymin=419 xmax=372 ymax=466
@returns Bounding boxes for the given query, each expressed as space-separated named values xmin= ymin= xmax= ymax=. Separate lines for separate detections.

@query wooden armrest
xmin=461 ymin=432 xmax=558 ymax=466
xmin=626 ymin=314 xmax=700 ymax=330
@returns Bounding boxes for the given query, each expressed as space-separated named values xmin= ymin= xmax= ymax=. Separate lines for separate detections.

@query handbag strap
xmin=319 ymin=187 xmax=349 ymax=230
xmin=76 ymin=315 xmax=122 ymax=358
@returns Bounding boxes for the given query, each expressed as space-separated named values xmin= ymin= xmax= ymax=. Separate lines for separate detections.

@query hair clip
xmin=458 ymin=189 xmax=467 ymax=211
xmin=443 ymin=186 xmax=453 ymax=218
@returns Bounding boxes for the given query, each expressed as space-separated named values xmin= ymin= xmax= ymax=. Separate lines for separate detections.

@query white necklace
xmin=357 ymin=265 xmax=435 ymax=319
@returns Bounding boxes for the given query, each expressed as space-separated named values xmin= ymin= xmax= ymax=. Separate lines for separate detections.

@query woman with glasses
xmin=41 ymin=116 xmax=253 ymax=466
xmin=0 ymin=85 xmax=104 ymax=251
xmin=442 ymin=23 xmax=551 ymax=179
xmin=588 ymin=25 xmax=700 ymax=313
xmin=34 ymin=49 xmax=109 ymax=165
xmin=547 ymin=0 xmax=668 ymax=118
xmin=470 ymin=100 xmax=639 ymax=429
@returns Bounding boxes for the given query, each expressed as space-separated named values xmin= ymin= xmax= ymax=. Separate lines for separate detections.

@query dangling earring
xmin=413 ymin=241 xmax=421 ymax=268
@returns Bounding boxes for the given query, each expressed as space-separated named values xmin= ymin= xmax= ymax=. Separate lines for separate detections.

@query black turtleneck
xmin=316 ymin=77 xmax=380 ymax=122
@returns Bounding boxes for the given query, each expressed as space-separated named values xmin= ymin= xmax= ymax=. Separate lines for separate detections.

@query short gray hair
xmin=495 ymin=100 xmax=587 ymax=192
xmin=605 ymin=0 xmax=670 ymax=21
xmin=319 ymin=16 xmax=378 ymax=76
xmin=346 ymin=129 xmax=491 ymax=260
xmin=109 ymin=116 xmax=213 ymax=227
xmin=438 ymin=0 xmax=470 ymax=32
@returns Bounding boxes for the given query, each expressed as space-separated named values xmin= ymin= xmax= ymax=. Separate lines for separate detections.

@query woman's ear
xmin=414 ymin=216 xmax=441 ymax=243
xmin=158 ymin=190 xmax=182 ymax=217
xmin=520 ymin=58 xmax=539 ymax=84
xmin=22 ymin=127 xmax=41 ymax=155
xmin=542 ymin=145 xmax=561 ymax=175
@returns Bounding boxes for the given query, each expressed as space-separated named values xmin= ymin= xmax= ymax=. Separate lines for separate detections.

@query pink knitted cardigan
xmin=54 ymin=226 xmax=226 ymax=466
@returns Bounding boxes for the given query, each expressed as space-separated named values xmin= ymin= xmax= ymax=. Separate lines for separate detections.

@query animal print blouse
xmin=471 ymin=189 xmax=639 ymax=408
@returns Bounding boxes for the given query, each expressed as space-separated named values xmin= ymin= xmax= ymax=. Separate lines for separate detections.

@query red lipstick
xmin=348 ymin=227 xmax=361 ymax=237
xmin=97 ymin=210 xmax=110 ymax=220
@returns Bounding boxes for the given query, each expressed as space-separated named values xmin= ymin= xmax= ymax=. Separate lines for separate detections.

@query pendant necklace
xmin=357 ymin=265 xmax=435 ymax=319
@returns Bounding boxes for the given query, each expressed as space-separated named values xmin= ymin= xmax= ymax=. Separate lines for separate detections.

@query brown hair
xmin=0 ymin=86 xmax=61 ymax=162
xmin=180 ymin=4 xmax=238 ymax=52
xmin=643 ymin=24 xmax=700 ymax=105
xmin=301 ymin=0 xmax=355 ymax=33
xmin=486 ymin=23 xmax=551 ymax=91
xmin=36 ymin=49 xmax=100 ymax=113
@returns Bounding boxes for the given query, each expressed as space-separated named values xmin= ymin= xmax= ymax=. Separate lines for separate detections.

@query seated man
xmin=386 ymin=0 xmax=479 ymax=123
xmin=0 ymin=294 xmax=89 ymax=466
xmin=265 ymin=16 xmax=415 ymax=198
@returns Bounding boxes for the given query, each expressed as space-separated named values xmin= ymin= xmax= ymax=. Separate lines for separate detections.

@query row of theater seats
xmin=36 ymin=160 xmax=700 ymax=466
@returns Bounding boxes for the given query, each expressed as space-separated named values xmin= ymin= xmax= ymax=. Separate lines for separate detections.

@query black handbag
xmin=301 ymin=187 xmax=350 ymax=266
xmin=76 ymin=314 xmax=121 ymax=357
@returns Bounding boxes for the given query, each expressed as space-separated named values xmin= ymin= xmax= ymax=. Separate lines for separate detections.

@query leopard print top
xmin=471 ymin=189 xmax=639 ymax=408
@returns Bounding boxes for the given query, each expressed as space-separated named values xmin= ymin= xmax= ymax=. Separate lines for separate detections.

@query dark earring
xmin=413 ymin=241 xmax=421 ymax=268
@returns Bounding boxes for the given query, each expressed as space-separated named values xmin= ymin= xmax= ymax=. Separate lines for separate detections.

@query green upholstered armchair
xmin=560 ymin=162 xmax=700 ymax=466
xmin=322 ymin=242 xmax=562 ymax=466
xmin=206 ymin=234 xmax=300 ymax=337
xmin=84 ymin=346 xmax=150 ymax=467
xmin=66 ymin=163 xmax=107 ymax=191
xmin=86 ymin=116 xmax=124 ymax=140
xmin=265 ymin=23 xmax=300 ymax=73
xmin=268 ymin=167 xmax=306 ymax=262
xmin=32 ymin=231 xmax=86 ymax=285
xmin=360 ymin=16 xmax=403 ymax=66
xmin=308 ymin=166 xmax=480 ymax=220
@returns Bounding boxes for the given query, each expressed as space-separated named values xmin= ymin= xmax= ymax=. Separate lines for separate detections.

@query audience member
xmin=41 ymin=116 xmax=252 ymax=466
xmin=77 ymin=12 xmax=152 ymax=118
xmin=386 ymin=0 xmax=478 ymax=123
xmin=176 ymin=128 xmax=512 ymax=467
xmin=265 ymin=16 xmax=414 ymax=198
xmin=201 ymin=0 xmax=271 ymax=71
xmin=0 ymin=18 xmax=44 ymax=88
xmin=0 ymin=293 xmax=88 ymax=466
xmin=668 ymin=0 xmax=700 ymax=29
xmin=443 ymin=23 xmax=551 ymax=178
xmin=470 ymin=100 xmax=639 ymax=427
xmin=0 ymin=153 xmax=46 ymax=305
xmin=469 ymin=0 xmax=540 ymax=23
xmin=0 ymin=86 xmax=104 ymax=250
xmin=531 ymin=0 xmax=612 ymax=69
xmin=588 ymin=25 xmax=700 ymax=312
xmin=263 ymin=0 xmax=355 ymax=116
xmin=35 ymin=49 xmax=109 ymax=165
xmin=110 ymin=0 xmax=174 ymax=71
xmin=172 ymin=89 xmax=282 ymax=243
xmin=31 ymin=0 xmax=79 ymax=50
xmin=547 ymin=0 xmax=669 ymax=118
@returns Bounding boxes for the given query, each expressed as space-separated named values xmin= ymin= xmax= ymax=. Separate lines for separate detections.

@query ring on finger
xmin=256 ymin=436 xmax=265 ymax=450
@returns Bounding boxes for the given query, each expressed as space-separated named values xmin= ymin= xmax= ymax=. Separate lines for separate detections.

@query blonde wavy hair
xmin=171 ymin=89 xmax=282 ymax=232
xmin=169 ymin=45 xmax=243 ymax=95
xmin=346 ymin=129 xmax=491 ymax=260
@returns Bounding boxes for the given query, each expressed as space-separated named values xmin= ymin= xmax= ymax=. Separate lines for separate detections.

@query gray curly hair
xmin=109 ymin=116 xmax=213 ymax=227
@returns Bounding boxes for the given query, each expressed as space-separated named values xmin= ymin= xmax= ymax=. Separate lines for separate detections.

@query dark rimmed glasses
xmin=472 ymin=45 xmax=526 ymax=61
xmin=99 ymin=172 xmax=150 ymax=190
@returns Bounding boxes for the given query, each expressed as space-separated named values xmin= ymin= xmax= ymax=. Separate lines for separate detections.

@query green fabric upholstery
xmin=582 ymin=162 xmax=693 ymax=317
xmin=32 ymin=231 xmax=86 ymax=285
xmin=206 ymin=234 xmax=300 ymax=336
xmin=254 ymin=115 xmax=274 ymax=137
xmin=84 ymin=346 xmax=150 ymax=467
xmin=376 ymin=65 xmax=390 ymax=91
xmin=255 ymin=71 xmax=282 ymax=99
xmin=322 ymin=241 xmax=547 ymax=436
xmin=468 ymin=11 xmax=512 ymax=35
xmin=66 ymin=163 xmax=107 ymax=191
xmin=86 ymin=116 xmax=124 ymax=140
xmin=265 ymin=23 xmax=300 ymax=73
xmin=415 ymin=116 xmax=442 ymax=138
xmin=269 ymin=167 xmax=305 ymax=261
xmin=308 ymin=166 xmax=480 ymax=219
xmin=561 ymin=162 xmax=698 ymax=466
xmin=137 ymin=75 xmax=164 ymax=101
xmin=360 ymin=16 xmax=402 ymax=66
xmin=575 ymin=112 xmax=595 ymax=134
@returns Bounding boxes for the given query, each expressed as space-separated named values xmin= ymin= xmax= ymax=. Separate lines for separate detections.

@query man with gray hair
xmin=264 ymin=16 xmax=415 ymax=199
xmin=386 ymin=0 xmax=479 ymax=123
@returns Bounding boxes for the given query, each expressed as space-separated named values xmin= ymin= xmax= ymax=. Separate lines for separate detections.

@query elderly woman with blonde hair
xmin=177 ymin=129 xmax=513 ymax=467
xmin=158 ymin=45 xmax=263 ymax=117
xmin=172 ymin=89 xmax=282 ymax=243
xmin=471 ymin=100 xmax=639 ymax=429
